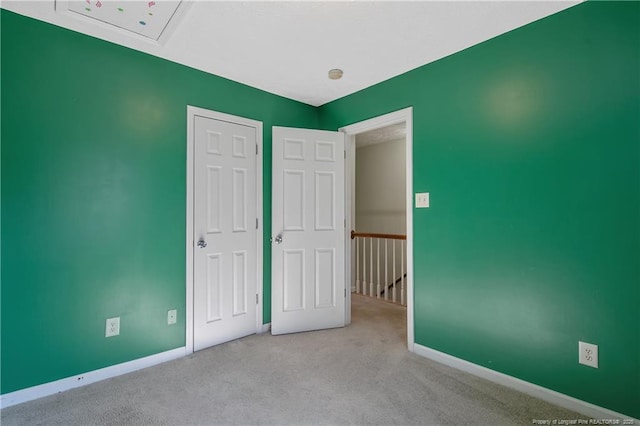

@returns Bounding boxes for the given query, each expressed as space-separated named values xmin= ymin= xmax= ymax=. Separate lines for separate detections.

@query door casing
xmin=340 ymin=107 xmax=414 ymax=351
xmin=185 ymin=105 xmax=264 ymax=354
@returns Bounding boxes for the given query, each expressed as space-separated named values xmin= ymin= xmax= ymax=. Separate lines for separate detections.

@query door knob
xmin=197 ymin=239 xmax=207 ymax=248
xmin=274 ymin=233 xmax=283 ymax=245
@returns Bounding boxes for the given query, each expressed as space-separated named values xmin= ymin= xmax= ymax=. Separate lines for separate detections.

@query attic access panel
xmin=66 ymin=0 xmax=182 ymax=41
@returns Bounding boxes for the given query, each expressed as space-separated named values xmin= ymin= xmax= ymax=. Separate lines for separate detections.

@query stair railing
xmin=350 ymin=230 xmax=407 ymax=306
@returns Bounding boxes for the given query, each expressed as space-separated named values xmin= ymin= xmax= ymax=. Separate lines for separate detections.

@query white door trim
xmin=339 ymin=107 xmax=414 ymax=352
xmin=186 ymin=105 xmax=263 ymax=354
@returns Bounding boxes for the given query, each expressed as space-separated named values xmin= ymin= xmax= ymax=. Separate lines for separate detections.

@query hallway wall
xmin=355 ymin=138 xmax=406 ymax=235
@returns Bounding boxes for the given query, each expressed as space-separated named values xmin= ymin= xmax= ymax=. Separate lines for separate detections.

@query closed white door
xmin=271 ymin=126 xmax=345 ymax=335
xmin=193 ymin=116 xmax=257 ymax=351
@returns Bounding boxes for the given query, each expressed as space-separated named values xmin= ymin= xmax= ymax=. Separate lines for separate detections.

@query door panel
xmin=272 ymin=126 xmax=345 ymax=335
xmin=194 ymin=116 xmax=257 ymax=351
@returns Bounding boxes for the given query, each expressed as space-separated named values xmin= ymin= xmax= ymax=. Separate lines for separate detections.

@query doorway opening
xmin=353 ymin=123 xmax=407 ymax=304
xmin=340 ymin=107 xmax=414 ymax=351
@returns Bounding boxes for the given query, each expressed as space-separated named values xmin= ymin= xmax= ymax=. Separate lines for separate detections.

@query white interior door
xmin=271 ymin=126 xmax=345 ymax=335
xmin=193 ymin=115 xmax=257 ymax=351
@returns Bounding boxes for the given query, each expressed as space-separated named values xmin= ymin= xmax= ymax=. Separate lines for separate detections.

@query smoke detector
xmin=328 ymin=69 xmax=343 ymax=80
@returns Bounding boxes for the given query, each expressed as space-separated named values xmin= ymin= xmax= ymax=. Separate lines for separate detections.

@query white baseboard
xmin=413 ymin=344 xmax=637 ymax=422
xmin=0 ymin=347 xmax=186 ymax=410
xmin=260 ymin=323 xmax=271 ymax=334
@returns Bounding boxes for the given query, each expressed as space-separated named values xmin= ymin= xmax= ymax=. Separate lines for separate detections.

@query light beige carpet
xmin=1 ymin=294 xmax=584 ymax=425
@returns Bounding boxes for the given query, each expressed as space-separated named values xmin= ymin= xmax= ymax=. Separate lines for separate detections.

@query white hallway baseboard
xmin=0 ymin=347 xmax=186 ymax=409
xmin=413 ymin=344 xmax=638 ymax=423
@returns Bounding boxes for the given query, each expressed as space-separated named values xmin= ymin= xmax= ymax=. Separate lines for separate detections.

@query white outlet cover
xmin=579 ymin=341 xmax=598 ymax=368
xmin=105 ymin=316 xmax=120 ymax=338
xmin=167 ymin=309 xmax=177 ymax=325
xmin=416 ymin=192 xmax=430 ymax=208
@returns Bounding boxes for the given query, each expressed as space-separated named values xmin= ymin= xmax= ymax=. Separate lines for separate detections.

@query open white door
xmin=271 ymin=126 xmax=345 ymax=335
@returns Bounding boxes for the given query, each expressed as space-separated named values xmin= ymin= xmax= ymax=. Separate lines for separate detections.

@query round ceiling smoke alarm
xmin=328 ymin=69 xmax=343 ymax=80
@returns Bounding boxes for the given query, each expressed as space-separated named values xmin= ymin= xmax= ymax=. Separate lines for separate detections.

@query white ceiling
xmin=2 ymin=1 xmax=581 ymax=107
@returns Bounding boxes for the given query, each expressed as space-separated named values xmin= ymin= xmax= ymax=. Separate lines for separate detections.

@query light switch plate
xmin=416 ymin=192 xmax=430 ymax=208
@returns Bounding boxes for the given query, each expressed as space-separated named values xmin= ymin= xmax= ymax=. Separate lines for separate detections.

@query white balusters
xmin=351 ymin=232 xmax=406 ymax=306
xmin=384 ymin=240 xmax=388 ymax=301
xmin=400 ymin=239 xmax=405 ymax=306
xmin=355 ymin=237 xmax=360 ymax=294
xmin=376 ymin=238 xmax=380 ymax=298
xmin=392 ymin=239 xmax=397 ymax=303
xmin=362 ymin=238 xmax=367 ymax=296
xmin=369 ymin=238 xmax=373 ymax=296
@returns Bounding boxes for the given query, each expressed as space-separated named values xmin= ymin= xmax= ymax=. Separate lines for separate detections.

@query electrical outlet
xmin=105 ymin=317 xmax=120 ymax=338
xmin=167 ymin=309 xmax=177 ymax=325
xmin=579 ymin=341 xmax=598 ymax=368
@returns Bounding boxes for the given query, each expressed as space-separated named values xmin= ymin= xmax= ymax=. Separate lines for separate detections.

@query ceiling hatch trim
xmin=55 ymin=0 xmax=190 ymax=44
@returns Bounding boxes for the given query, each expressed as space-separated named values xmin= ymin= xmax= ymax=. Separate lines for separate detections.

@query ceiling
xmin=356 ymin=122 xmax=406 ymax=149
xmin=2 ymin=1 xmax=581 ymax=107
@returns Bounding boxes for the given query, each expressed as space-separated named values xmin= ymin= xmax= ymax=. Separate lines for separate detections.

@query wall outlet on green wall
xmin=105 ymin=317 xmax=120 ymax=338
xmin=578 ymin=341 xmax=598 ymax=368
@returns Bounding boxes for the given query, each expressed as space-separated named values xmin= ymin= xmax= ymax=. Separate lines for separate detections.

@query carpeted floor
xmin=1 ymin=294 xmax=584 ymax=425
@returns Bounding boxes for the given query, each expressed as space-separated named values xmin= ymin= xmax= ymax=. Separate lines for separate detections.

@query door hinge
xmin=344 ymin=218 xmax=346 ymax=228
xmin=256 ymin=294 xmax=259 ymax=305
xmin=344 ymin=288 xmax=346 ymax=297
xmin=256 ymin=218 xmax=259 ymax=229
xmin=256 ymin=144 xmax=259 ymax=155
xmin=344 ymin=150 xmax=346 ymax=159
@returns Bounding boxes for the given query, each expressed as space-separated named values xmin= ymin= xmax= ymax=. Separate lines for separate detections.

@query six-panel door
xmin=271 ymin=126 xmax=346 ymax=335
xmin=193 ymin=116 xmax=257 ymax=351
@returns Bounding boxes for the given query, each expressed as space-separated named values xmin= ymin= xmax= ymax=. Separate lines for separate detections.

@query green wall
xmin=0 ymin=10 xmax=316 ymax=394
xmin=319 ymin=1 xmax=639 ymax=418
xmin=2 ymin=2 xmax=639 ymax=418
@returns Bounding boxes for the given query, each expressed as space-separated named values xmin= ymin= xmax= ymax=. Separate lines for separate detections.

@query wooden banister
xmin=351 ymin=230 xmax=406 ymax=240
